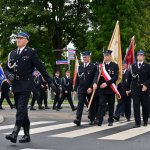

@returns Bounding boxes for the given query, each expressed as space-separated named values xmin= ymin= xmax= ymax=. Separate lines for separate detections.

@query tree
xmin=0 ymin=0 xmax=92 ymax=72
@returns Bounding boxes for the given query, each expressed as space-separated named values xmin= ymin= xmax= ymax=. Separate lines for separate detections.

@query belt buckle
xmin=16 ymin=75 xmax=20 ymax=80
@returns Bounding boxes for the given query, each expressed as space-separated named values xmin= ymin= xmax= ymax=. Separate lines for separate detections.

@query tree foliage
xmin=0 ymin=0 xmax=149 ymax=73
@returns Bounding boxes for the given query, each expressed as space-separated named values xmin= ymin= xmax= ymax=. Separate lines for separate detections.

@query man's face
xmin=16 ymin=37 xmax=28 ymax=48
xmin=122 ymin=64 xmax=127 ymax=70
xmin=104 ymin=54 xmax=111 ymax=62
xmin=55 ymin=72 xmax=60 ymax=77
xmin=137 ymin=54 xmax=144 ymax=62
xmin=83 ymin=56 xmax=90 ymax=63
xmin=66 ymin=71 xmax=70 ymax=77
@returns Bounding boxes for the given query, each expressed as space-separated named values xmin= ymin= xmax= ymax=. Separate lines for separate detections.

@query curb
xmin=0 ymin=115 xmax=4 ymax=124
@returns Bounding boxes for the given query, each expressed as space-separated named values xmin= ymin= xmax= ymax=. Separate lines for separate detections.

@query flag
xmin=0 ymin=65 xmax=7 ymax=87
xmin=124 ymin=36 xmax=135 ymax=67
xmin=108 ymin=21 xmax=122 ymax=85
xmin=73 ymin=56 xmax=79 ymax=89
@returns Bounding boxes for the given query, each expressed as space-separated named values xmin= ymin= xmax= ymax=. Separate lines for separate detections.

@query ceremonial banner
xmin=0 ymin=65 xmax=7 ymax=87
xmin=124 ymin=36 xmax=135 ymax=67
xmin=73 ymin=56 xmax=79 ymax=88
xmin=108 ymin=21 xmax=122 ymax=85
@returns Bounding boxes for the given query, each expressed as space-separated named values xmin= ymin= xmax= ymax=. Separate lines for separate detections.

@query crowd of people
xmin=0 ymin=31 xmax=150 ymax=144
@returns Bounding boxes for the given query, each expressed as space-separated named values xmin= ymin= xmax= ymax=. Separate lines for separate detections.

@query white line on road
xmin=20 ymin=148 xmax=52 ymax=150
xmin=5 ymin=122 xmax=88 ymax=135
xmin=0 ymin=121 xmax=56 ymax=130
xmin=50 ymin=120 xmax=134 ymax=138
xmin=99 ymin=125 xmax=150 ymax=140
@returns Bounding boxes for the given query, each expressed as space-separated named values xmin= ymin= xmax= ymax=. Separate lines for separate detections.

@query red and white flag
xmin=124 ymin=36 xmax=135 ymax=67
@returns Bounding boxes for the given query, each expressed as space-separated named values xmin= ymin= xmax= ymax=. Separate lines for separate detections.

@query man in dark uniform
xmin=52 ymin=70 xmax=61 ymax=109
xmin=0 ymin=81 xmax=14 ymax=109
xmin=4 ymin=31 xmax=57 ymax=143
xmin=114 ymin=62 xmax=131 ymax=121
xmin=56 ymin=70 xmax=76 ymax=111
xmin=126 ymin=50 xmax=150 ymax=128
xmin=38 ymin=75 xmax=50 ymax=109
xmin=30 ymin=70 xmax=41 ymax=110
xmin=73 ymin=51 xmax=97 ymax=126
xmin=94 ymin=50 xmax=119 ymax=126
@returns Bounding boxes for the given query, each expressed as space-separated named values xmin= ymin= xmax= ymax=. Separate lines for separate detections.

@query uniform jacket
xmin=53 ymin=76 xmax=61 ymax=89
xmin=74 ymin=63 xmax=97 ymax=94
xmin=97 ymin=61 xmax=119 ymax=95
xmin=117 ymin=70 xmax=130 ymax=96
xmin=61 ymin=76 xmax=73 ymax=93
xmin=4 ymin=46 xmax=52 ymax=92
xmin=127 ymin=62 xmax=150 ymax=95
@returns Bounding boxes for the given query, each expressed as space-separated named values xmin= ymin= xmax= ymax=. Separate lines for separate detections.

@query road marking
xmin=5 ymin=122 xmax=88 ymax=135
xmin=99 ymin=125 xmax=150 ymax=140
xmin=21 ymin=149 xmax=52 ymax=150
xmin=0 ymin=121 xmax=56 ymax=131
xmin=50 ymin=120 xmax=134 ymax=138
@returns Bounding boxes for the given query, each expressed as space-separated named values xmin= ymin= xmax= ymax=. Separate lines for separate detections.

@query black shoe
xmin=30 ymin=107 xmax=36 ymax=111
xmin=126 ymin=118 xmax=131 ymax=122
xmin=108 ymin=122 xmax=113 ymax=126
xmin=38 ymin=106 xmax=45 ymax=110
xmin=72 ymin=107 xmax=77 ymax=111
xmin=73 ymin=119 xmax=81 ymax=126
xmin=143 ymin=122 xmax=148 ymax=126
xmin=97 ymin=122 xmax=102 ymax=126
xmin=19 ymin=135 xmax=31 ymax=143
xmin=113 ymin=116 xmax=119 ymax=121
xmin=5 ymin=126 xmax=20 ymax=143
xmin=120 ymin=113 xmax=125 ymax=117
xmin=133 ymin=124 xmax=141 ymax=128
xmin=52 ymin=106 xmax=56 ymax=110
xmin=89 ymin=121 xmax=95 ymax=125
xmin=45 ymin=106 xmax=50 ymax=109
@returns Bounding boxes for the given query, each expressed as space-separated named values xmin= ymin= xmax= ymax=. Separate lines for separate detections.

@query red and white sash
xmin=100 ymin=64 xmax=121 ymax=98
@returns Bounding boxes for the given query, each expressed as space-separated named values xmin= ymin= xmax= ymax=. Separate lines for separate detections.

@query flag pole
xmin=87 ymin=60 xmax=104 ymax=111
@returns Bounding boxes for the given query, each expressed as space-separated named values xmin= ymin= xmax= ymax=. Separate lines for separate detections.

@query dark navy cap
xmin=122 ymin=60 xmax=126 ymax=65
xmin=137 ymin=49 xmax=144 ymax=55
xmin=16 ymin=31 xmax=29 ymax=40
xmin=82 ymin=51 xmax=91 ymax=57
xmin=103 ymin=50 xmax=112 ymax=55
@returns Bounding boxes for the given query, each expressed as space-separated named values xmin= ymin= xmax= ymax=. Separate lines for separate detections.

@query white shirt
xmin=84 ymin=62 xmax=89 ymax=68
xmin=17 ymin=46 xmax=26 ymax=55
xmin=137 ymin=61 xmax=143 ymax=68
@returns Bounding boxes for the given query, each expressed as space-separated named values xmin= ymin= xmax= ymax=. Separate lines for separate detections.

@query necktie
xmin=139 ymin=63 xmax=141 ymax=68
xmin=17 ymin=49 xmax=20 ymax=55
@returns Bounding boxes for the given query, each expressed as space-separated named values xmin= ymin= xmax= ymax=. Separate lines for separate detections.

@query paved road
xmin=0 ymin=107 xmax=150 ymax=150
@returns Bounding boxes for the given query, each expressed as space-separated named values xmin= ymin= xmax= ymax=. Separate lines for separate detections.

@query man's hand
xmin=87 ymin=88 xmax=92 ymax=94
xmin=100 ymin=82 xmax=107 ymax=89
xmin=8 ymin=73 xmax=14 ymax=82
xmin=93 ymin=83 xmax=97 ymax=90
xmin=141 ymin=84 xmax=147 ymax=92
xmin=126 ymin=90 xmax=131 ymax=96
xmin=48 ymin=83 xmax=58 ymax=94
xmin=65 ymin=90 xmax=68 ymax=93
xmin=73 ymin=91 xmax=77 ymax=96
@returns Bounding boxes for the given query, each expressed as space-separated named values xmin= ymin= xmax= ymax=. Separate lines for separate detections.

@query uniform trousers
xmin=97 ymin=94 xmax=115 ymax=123
xmin=14 ymin=91 xmax=31 ymax=127
xmin=0 ymin=92 xmax=13 ymax=108
xmin=132 ymin=94 xmax=149 ymax=125
xmin=76 ymin=93 xmax=95 ymax=121
xmin=57 ymin=92 xmax=74 ymax=110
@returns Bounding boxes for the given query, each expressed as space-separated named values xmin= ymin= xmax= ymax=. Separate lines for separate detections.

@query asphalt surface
xmin=0 ymin=106 xmax=150 ymax=150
